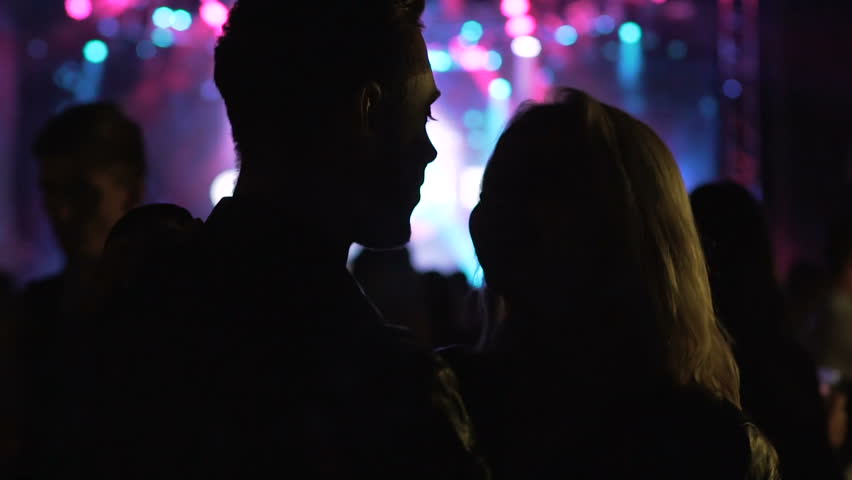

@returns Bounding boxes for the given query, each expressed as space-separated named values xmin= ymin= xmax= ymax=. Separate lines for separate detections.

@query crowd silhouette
xmin=1 ymin=0 xmax=851 ymax=479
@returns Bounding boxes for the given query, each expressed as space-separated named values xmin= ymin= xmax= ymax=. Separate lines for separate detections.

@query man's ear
xmin=359 ymin=81 xmax=383 ymax=134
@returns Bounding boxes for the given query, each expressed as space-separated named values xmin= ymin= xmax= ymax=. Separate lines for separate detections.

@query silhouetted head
xmin=469 ymin=89 xmax=740 ymax=405
xmin=33 ymin=102 xmax=146 ymax=262
xmin=690 ymin=181 xmax=779 ymax=338
xmin=215 ymin=0 xmax=439 ymax=249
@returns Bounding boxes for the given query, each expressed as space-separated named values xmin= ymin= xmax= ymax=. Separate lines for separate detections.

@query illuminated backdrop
xmin=2 ymin=0 xmax=730 ymax=284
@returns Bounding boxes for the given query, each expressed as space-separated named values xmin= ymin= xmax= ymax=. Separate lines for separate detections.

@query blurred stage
xmin=0 ymin=0 xmax=754 ymax=285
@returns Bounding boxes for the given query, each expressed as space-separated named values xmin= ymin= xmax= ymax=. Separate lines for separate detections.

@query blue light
xmin=460 ymin=20 xmax=484 ymax=44
xmin=172 ymin=9 xmax=193 ymax=31
xmin=601 ymin=41 xmax=619 ymax=62
xmin=136 ymin=40 xmax=156 ymax=59
xmin=698 ymin=96 xmax=718 ymax=117
xmin=83 ymin=39 xmax=109 ymax=64
xmin=555 ymin=25 xmax=578 ymax=46
xmin=618 ymin=22 xmax=643 ymax=44
xmin=593 ymin=15 xmax=616 ymax=35
xmin=152 ymin=6 xmax=174 ymax=29
xmin=463 ymin=110 xmax=485 ymax=129
xmin=723 ymin=79 xmax=743 ymax=99
xmin=200 ymin=79 xmax=220 ymax=101
xmin=428 ymin=50 xmax=452 ymax=73
xmin=98 ymin=18 xmax=120 ymax=38
xmin=467 ymin=130 xmax=491 ymax=151
xmin=485 ymin=50 xmax=502 ymax=71
xmin=667 ymin=40 xmax=688 ymax=60
xmin=151 ymin=28 xmax=174 ymax=48
xmin=488 ymin=78 xmax=512 ymax=100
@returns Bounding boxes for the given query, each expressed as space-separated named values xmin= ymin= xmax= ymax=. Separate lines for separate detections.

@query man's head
xmin=33 ymin=102 xmax=146 ymax=262
xmin=214 ymin=0 xmax=439 ymax=249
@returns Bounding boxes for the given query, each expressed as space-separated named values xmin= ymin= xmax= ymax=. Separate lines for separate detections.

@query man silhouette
xmin=84 ymin=1 xmax=488 ymax=478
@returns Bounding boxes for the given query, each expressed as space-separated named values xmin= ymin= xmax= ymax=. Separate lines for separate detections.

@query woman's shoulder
xmin=635 ymin=385 xmax=778 ymax=480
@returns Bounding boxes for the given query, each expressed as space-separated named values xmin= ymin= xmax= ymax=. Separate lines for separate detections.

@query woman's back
xmin=465 ymin=89 xmax=778 ymax=479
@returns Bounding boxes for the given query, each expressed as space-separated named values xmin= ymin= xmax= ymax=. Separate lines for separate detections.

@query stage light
xmin=555 ymin=25 xmax=578 ymax=46
xmin=459 ymin=46 xmax=489 ymax=71
xmin=98 ymin=18 xmax=120 ymax=38
xmin=65 ymin=0 xmax=92 ymax=21
xmin=151 ymin=28 xmax=174 ymax=48
xmin=152 ymin=6 xmax=175 ymax=29
xmin=172 ymin=10 xmax=193 ymax=31
xmin=83 ymin=40 xmax=109 ymax=64
xmin=723 ymin=79 xmax=743 ymax=99
xmin=463 ymin=109 xmax=485 ymax=129
xmin=489 ymin=78 xmax=512 ymax=100
xmin=460 ymin=20 xmax=484 ymax=44
xmin=500 ymin=0 xmax=530 ymax=18
xmin=428 ymin=50 xmax=453 ymax=72
xmin=618 ymin=22 xmax=643 ymax=44
xmin=485 ymin=50 xmax=503 ymax=71
xmin=136 ymin=40 xmax=156 ymax=59
xmin=210 ymin=168 xmax=239 ymax=206
xmin=200 ymin=1 xmax=229 ymax=30
xmin=593 ymin=15 xmax=616 ymax=35
xmin=460 ymin=166 xmax=486 ymax=210
xmin=511 ymin=35 xmax=542 ymax=58
xmin=505 ymin=14 xmax=536 ymax=38
xmin=667 ymin=40 xmax=688 ymax=59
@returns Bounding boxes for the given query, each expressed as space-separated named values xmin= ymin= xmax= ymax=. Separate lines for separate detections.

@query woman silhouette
xmin=456 ymin=89 xmax=778 ymax=479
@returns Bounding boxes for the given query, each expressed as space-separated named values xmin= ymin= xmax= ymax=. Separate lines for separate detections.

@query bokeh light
xmin=151 ymin=28 xmax=175 ymax=48
xmin=500 ymin=0 xmax=530 ymax=18
xmin=723 ymin=79 xmax=743 ymax=99
xmin=460 ymin=20 xmax=484 ymax=44
xmin=210 ymin=168 xmax=239 ymax=206
xmin=485 ymin=50 xmax=503 ymax=71
xmin=463 ymin=109 xmax=485 ymax=129
xmin=488 ymin=78 xmax=512 ymax=100
xmin=593 ymin=15 xmax=616 ymax=35
xmin=458 ymin=46 xmax=489 ymax=71
xmin=460 ymin=166 xmax=486 ymax=210
xmin=698 ymin=95 xmax=718 ymax=117
xmin=667 ymin=39 xmax=688 ymax=59
xmin=200 ymin=1 xmax=229 ymax=30
xmin=82 ymin=39 xmax=109 ymax=64
xmin=428 ymin=49 xmax=453 ymax=72
xmin=505 ymin=14 xmax=536 ymax=38
xmin=136 ymin=40 xmax=157 ymax=59
xmin=511 ymin=35 xmax=542 ymax=58
xmin=172 ymin=10 xmax=193 ymax=31
xmin=618 ymin=22 xmax=643 ymax=44
xmin=152 ymin=6 xmax=175 ymax=29
xmin=555 ymin=25 xmax=579 ymax=46
xmin=98 ymin=18 xmax=120 ymax=38
xmin=65 ymin=0 xmax=92 ymax=21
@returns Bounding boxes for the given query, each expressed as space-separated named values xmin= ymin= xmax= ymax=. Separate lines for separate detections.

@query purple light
xmin=200 ymin=1 xmax=229 ymax=31
xmin=65 ymin=0 xmax=93 ymax=21
xmin=501 ymin=0 xmax=530 ymax=18
xmin=505 ymin=14 xmax=536 ymax=38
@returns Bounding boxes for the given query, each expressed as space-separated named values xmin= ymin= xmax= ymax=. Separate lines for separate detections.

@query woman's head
xmin=470 ymin=89 xmax=739 ymax=404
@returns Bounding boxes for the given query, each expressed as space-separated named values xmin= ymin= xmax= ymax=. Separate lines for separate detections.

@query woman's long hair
xmin=470 ymin=88 xmax=740 ymax=406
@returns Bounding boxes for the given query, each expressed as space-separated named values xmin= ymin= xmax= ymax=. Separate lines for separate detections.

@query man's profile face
xmin=353 ymin=30 xmax=440 ymax=249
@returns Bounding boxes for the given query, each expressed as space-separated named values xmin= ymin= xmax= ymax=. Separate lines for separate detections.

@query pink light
xmin=652 ymin=0 xmax=667 ymax=4
xmin=65 ymin=0 xmax=93 ymax=21
xmin=505 ymin=15 xmax=537 ymax=38
xmin=200 ymin=0 xmax=229 ymax=30
xmin=500 ymin=0 xmax=530 ymax=18
xmin=458 ymin=45 xmax=489 ymax=71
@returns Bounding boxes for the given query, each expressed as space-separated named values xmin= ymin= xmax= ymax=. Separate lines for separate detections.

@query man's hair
xmin=214 ymin=0 xmax=426 ymax=162
xmin=32 ymin=102 xmax=146 ymax=186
